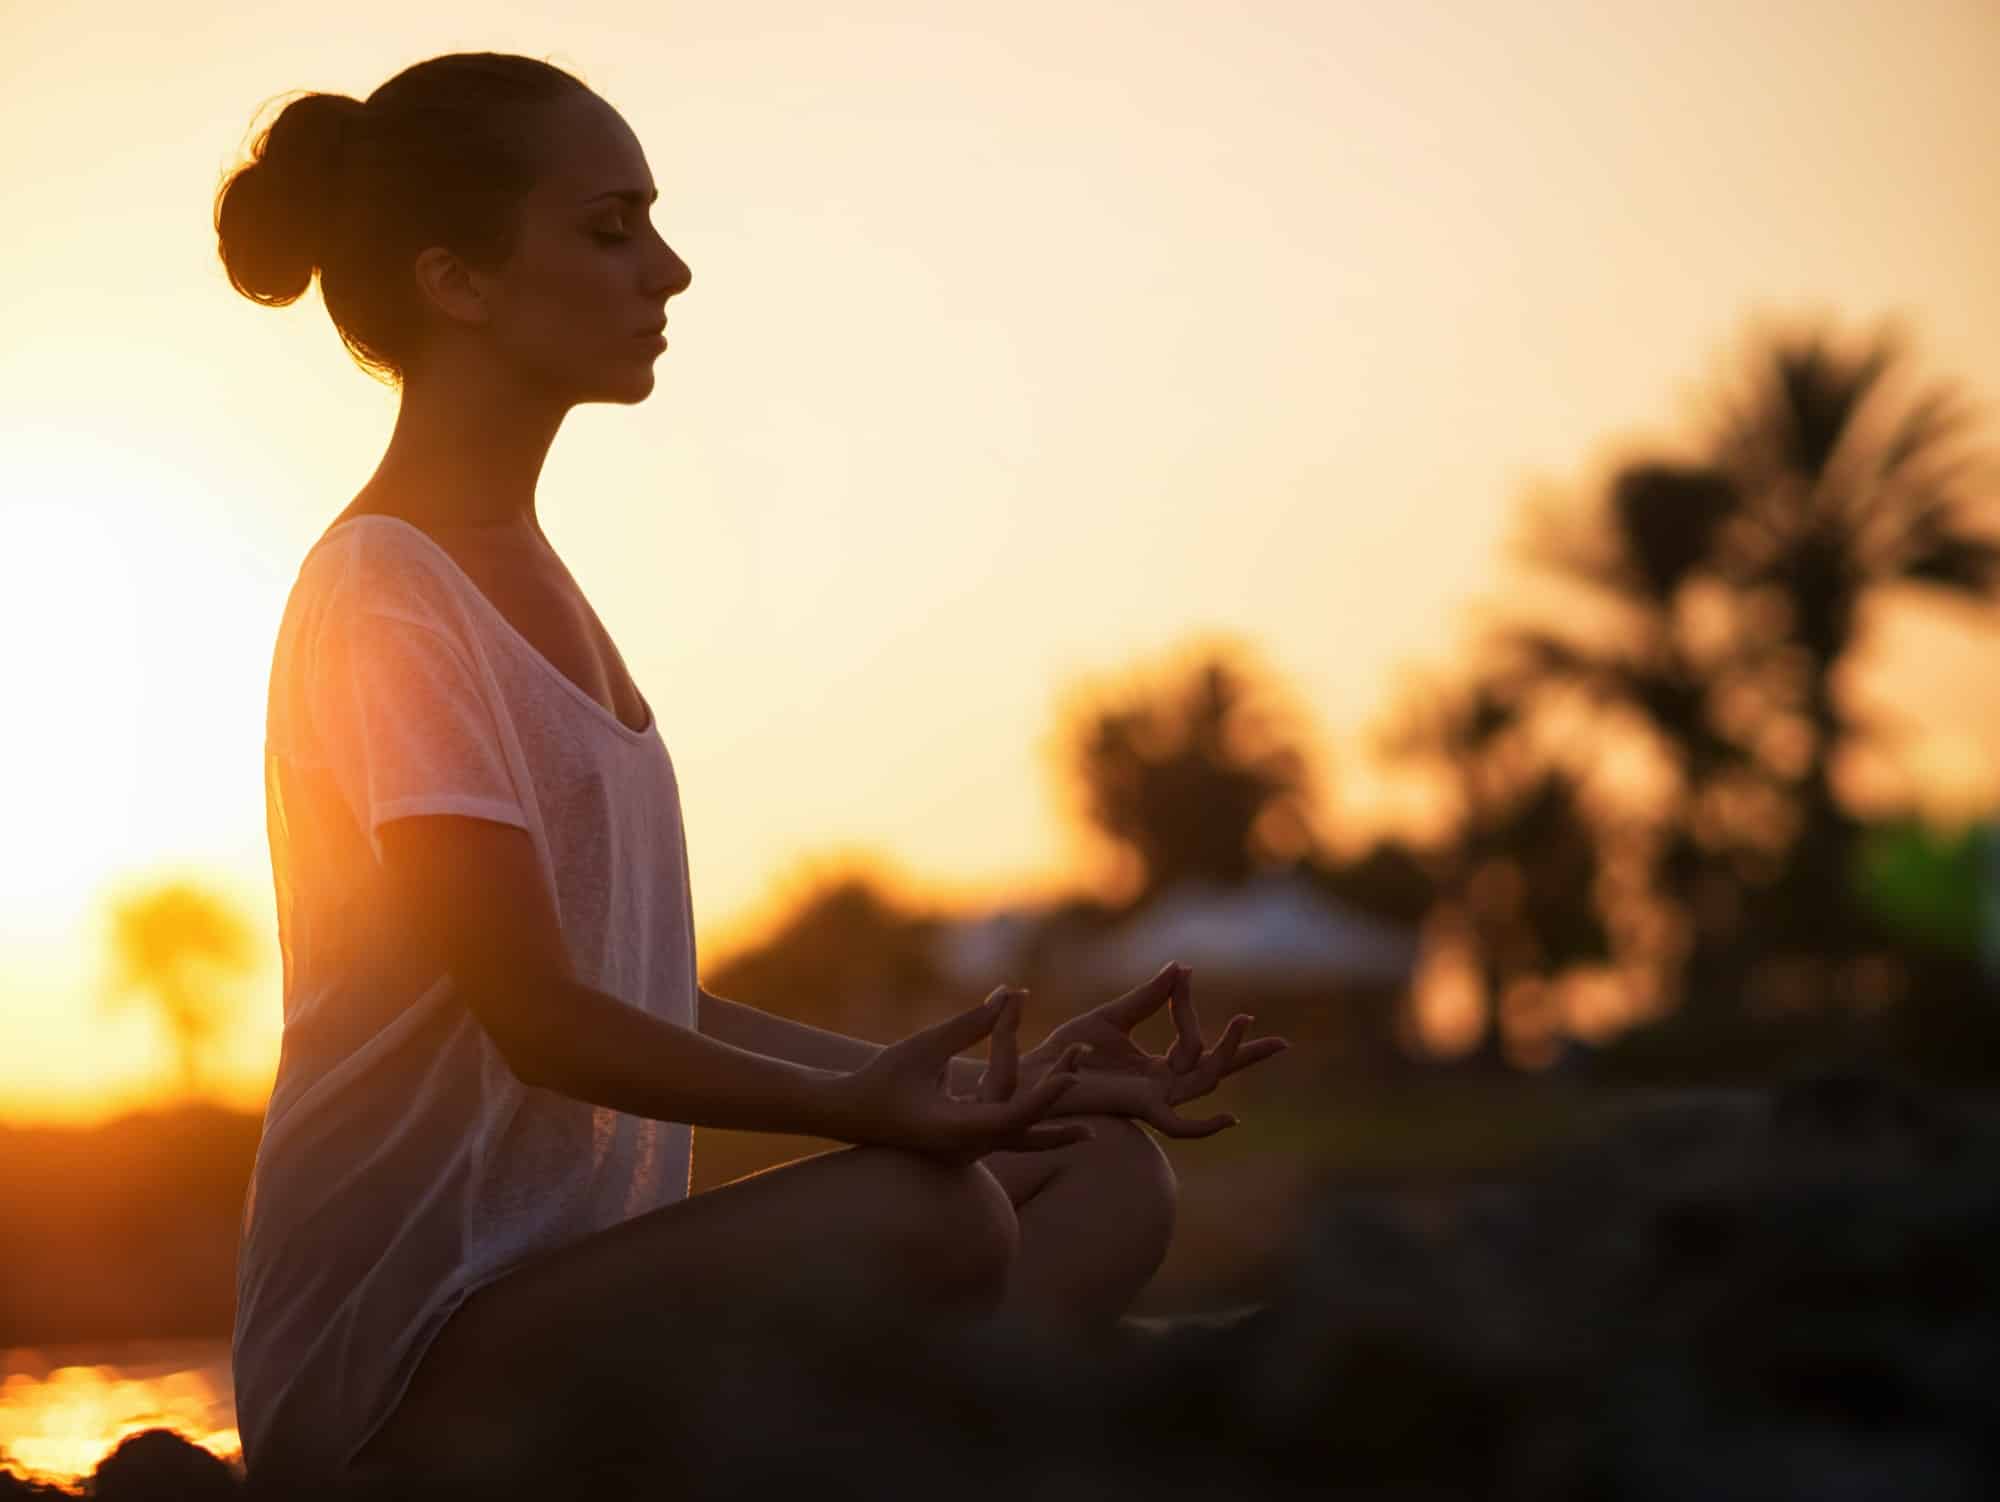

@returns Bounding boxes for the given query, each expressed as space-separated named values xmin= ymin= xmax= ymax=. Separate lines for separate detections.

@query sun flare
xmin=0 ymin=487 xmax=147 ymax=928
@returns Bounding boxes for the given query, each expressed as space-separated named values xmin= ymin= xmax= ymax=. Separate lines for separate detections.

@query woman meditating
xmin=218 ymin=51 xmax=1287 ymax=1489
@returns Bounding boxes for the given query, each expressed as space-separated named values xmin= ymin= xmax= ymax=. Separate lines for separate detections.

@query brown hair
xmin=214 ymin=52 xmax=595 ymax=388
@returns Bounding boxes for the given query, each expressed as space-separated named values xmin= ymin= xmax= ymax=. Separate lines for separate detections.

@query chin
xmin=581 ymin=363 xmax=659 ymax=405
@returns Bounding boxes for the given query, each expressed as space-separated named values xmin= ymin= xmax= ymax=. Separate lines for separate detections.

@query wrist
xmin=801 ymin=1063 xmax=866 ymax=1143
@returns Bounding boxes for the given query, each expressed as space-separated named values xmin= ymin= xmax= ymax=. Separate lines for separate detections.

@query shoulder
xmin=298 ymin=516 xmax=473 ymax=632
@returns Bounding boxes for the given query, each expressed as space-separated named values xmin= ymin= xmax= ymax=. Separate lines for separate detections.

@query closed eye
xmin=592 ymin=231 xmax=631 ymax=245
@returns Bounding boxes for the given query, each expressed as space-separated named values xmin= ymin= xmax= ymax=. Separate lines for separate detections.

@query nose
xmin=655 ymin=241 xmax=692 ymax=299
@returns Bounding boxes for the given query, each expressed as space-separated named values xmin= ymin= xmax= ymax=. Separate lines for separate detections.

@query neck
xmin=359 ymin=350 xmax=571 ymax=540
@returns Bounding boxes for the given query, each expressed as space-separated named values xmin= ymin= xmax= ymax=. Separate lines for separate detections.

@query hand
xmin=1020 ymin=962 xmax=1290 ymax=1138
xmin=834 ymin=987 xmax=1095 ymax=1166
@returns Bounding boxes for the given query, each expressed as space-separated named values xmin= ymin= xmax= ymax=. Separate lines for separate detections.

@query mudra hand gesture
xmin=839 ymin=985 xmax=1094 ymax=1166
xmin=1015 ymin=962 xmax=1289 ymax=1138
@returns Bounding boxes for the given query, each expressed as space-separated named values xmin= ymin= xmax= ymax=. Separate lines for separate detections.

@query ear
xmin=411 ymin=244 xmax=490 ymax=328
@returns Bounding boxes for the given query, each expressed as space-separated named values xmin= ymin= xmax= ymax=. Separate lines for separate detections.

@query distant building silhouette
xmin=931 ymin=870 xmax=1420 ymax=996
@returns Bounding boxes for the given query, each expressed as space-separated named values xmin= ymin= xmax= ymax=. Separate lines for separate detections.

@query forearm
xmin=512 ymin=976 xmax=857 ymax=1139
xmin=697 ymin=987 xmax=990 ymax=1096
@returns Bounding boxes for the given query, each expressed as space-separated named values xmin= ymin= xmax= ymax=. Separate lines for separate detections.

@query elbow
xmin=500 ymin=1010 xmax=571 ymax=1091
xmin=472 ymin=1012 xmax=553 ymax=1088
xmin=455 ymin=972 xmax=561 ymax=1090
xmin=498 ymin=1033 xmax=555 ymax=1090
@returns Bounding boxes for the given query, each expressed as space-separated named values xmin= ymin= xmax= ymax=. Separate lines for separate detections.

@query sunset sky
xmin=3 ymin=0 xmax=1997 ymax=1124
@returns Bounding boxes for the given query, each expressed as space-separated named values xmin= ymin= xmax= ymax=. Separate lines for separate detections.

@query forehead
xmin=531 ymin=93 xmax=655 ymax=207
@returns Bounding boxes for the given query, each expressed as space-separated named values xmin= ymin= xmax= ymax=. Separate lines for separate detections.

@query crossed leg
xmin=343 ymin=1114 xmax=1177 ymax=1484
xmin=981 ymin=1113 xmax=1179 ymax=1344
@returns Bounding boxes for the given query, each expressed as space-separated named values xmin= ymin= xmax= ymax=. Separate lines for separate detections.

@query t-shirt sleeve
xmin=307 ymin=603 xmax=531 ymax=863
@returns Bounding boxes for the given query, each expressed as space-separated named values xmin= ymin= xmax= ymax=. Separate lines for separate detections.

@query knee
xmin=1074 ymin=1115 xmax=1178 ymax=1251
xmin=867 ymin=1149 xmax=1019 ymax=1310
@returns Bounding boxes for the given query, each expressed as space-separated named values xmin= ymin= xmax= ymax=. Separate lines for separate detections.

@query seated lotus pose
xmin=217 ymin=50 xmax=1288 ymax=1489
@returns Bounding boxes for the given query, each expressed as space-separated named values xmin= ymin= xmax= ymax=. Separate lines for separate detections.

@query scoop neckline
xmin=312 ymin=513 xmax=658 ymax=743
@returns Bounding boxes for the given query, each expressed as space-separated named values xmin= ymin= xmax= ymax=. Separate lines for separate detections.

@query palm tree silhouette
xmin=1055 ymin=640 xmax=1322 ymax=905
xmin=1488 ymin=314 xmax=2000 ymax=1026
xmin=101 ymin=880 xmax=257 ymax=1097
xmin=1374 ymin=666 xmax=1610 ymax=1068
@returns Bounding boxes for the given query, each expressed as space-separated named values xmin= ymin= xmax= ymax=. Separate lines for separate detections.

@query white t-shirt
xmin=232 ymin=514 xmax=700 ymax=1483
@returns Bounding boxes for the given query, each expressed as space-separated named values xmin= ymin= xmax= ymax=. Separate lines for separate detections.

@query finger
xmin=1100 ymin=961 xmax=1183 ymax=1029
xmin=1168 ymin=1017 xmax=1251 ymax=1103
xmin=954 ymin=1069 xmax=1079 ymax=1133
xmin=1198 ymin=1016 xmax=1250 ymax=1092
xmin=980 ymin=992 xmax=1020 ymax=1103
xmin=905 ymin=988 xmax=1012 ymax=1065
xmin=1211 ymin=1014 xmax=1250 ymax=1070
xmin=1167 ymin=968 xmax=1205 ymax=1074
xmin=998 ymin=1069 xmax=1079 ymax=1129
xmin=1217 ymin=1036 xmax=1290 ymax=1079
xmin=1146 ymin=1103 xmax=1238 ymax=1139
xmin=1002 ymin=1120 xmax=1097 ymax=1152
xmin=951 ymin=1090 xmax=1081 ymax=1152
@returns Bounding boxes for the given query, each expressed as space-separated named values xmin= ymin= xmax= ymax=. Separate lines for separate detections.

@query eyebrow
xmin=586 ymin=188 xmax=659 ymax=206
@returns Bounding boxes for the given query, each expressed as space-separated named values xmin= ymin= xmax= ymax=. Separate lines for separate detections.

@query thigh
xmin=355 ymin=1142 xmax=1012 ymax=1477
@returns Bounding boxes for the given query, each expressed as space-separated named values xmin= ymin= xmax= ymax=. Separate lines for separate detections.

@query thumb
xmin=1105 ymin=961 xmax=1182 ymax=1027
xmin=901 ymin=988 xmax=1011 ymax=1065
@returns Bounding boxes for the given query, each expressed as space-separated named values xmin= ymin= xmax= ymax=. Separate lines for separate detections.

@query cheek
xmin=515 ymin=244 xmax=627 ymax=343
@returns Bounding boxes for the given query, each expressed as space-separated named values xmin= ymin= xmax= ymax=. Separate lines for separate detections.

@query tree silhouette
xmin=1375 ymin=666 xmax=1611 ymax=1068
xmin=1053 ymin=638 xmax=1323 ymax=905
xmin=701 ymin=863 xmax=953 ymax=1042
xmin=100 ymin=880 xmax=257 ymax=1097
xmin=1485 ymin=314 xmax=2000 ymax=1035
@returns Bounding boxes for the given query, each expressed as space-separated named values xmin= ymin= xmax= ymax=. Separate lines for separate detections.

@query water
xmin=0 ymin=1318 xmax=1261 ymax=1488
xmin=0 ymin=1338 xmax=238 ymax=1487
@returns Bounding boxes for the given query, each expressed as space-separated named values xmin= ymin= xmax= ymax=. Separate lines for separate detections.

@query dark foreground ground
xmin=7 ymin=1071 xmax=2000 ymax=1501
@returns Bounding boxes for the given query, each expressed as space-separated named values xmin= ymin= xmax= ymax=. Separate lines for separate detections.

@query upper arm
xmin=307 ymin=597 xmax=529 ymax=868
xmin=376 ymin=813 xmax=574 ymax=1083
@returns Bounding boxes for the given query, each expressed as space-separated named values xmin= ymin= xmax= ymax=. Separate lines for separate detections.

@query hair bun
xmin=214 ymin=91 xmax=365 ymax=306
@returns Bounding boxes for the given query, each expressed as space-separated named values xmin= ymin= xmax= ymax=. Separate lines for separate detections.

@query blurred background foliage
xmin=699 ymin=313 xmax=2000 ymax=1088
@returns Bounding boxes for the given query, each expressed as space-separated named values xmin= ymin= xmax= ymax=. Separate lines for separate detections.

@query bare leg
xmin=980 ymin=1114 xmax=1179 ymax=1346
xmin=349 ymin=1143 xmax=1018 ymax=1482
xmin=345 ymin=1117 xmax=1177 ymax=1484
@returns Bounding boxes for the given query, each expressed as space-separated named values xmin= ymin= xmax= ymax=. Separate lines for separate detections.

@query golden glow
xmin=0 ymin=494 xmax=146 ymax=922
xmin=1408 ymin=916 xmax=1485 ymax=1059
xmin=1 ymin=2 xmax=1997 ymax=1119
xmin=0 ymin=1346 xmax=238 ymax=1486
